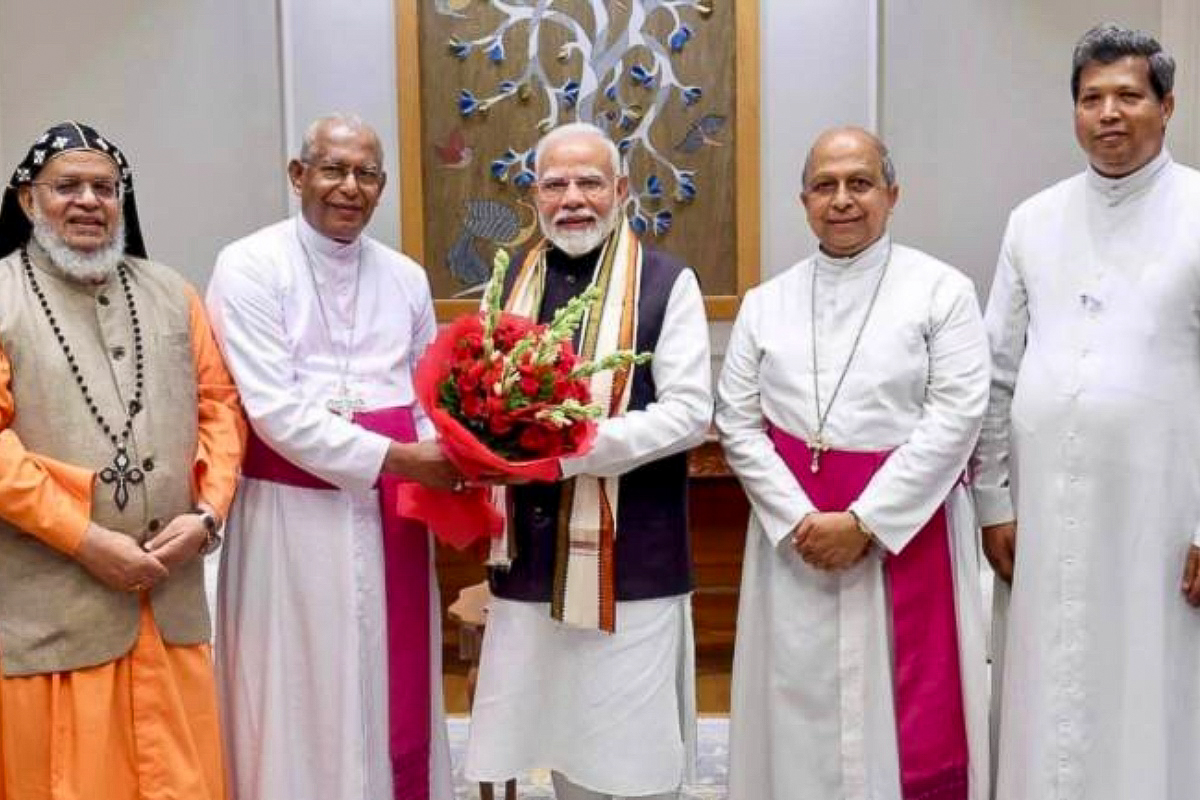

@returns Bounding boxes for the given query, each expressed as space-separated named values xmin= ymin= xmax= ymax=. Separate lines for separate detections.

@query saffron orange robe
xmin=0 ymin=288 xmax=245 ymax=800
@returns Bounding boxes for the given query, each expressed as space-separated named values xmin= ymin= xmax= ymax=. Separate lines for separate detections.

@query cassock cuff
xmin=762 ymin=503 xmax=813 ymax=549
xmin=558 ymin=455 xmax=584 ymax=480
xmin=973 ymin=486 xmax=1014 ymax=527
xmin=359 ymin=431 xmax=396 ymax=492
xmin=847 ymin=505 xmax=903 ymax=556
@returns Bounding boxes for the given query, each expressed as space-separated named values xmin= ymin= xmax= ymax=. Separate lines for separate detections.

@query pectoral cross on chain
xmin=327 ymin=385 xmax=366 ymax=420
xmin=808 ymin=435 xmax=829 ymax=474
xmin=99 ymin=446 xmax=144 ymax=511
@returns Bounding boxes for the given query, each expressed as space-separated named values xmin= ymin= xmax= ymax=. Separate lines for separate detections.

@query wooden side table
xmin=448 ymin=582 xmax=517 ymax=800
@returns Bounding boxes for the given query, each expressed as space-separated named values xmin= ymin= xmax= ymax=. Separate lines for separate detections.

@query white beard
xmin=542 ymin=204 xmax=622 ymax=257
xmin=30 ymin=207 xmax=126 ymax=283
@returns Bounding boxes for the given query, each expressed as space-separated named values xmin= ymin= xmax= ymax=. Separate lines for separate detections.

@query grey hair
xmin=534 ymin=122 xmax=622 ymax=176
xmin=1071 ymin=24 xmax=1175 ymax=101
xmin=801 ymin=127 xmax=897 ymax=188
xmin=298 ymin=112 xmax=384 ymax=166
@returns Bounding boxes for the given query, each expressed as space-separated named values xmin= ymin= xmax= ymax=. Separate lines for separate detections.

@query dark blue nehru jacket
xmin=489 ymin=244 xmax=695 ymax=602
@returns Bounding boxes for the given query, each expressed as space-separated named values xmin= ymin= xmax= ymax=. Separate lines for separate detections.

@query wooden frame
xmin=397 ymin=1 xmax=759 ymax=320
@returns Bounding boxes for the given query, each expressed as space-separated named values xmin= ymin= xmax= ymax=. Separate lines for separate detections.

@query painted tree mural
xmin=415 ymin=0 xmax=738 ymax=300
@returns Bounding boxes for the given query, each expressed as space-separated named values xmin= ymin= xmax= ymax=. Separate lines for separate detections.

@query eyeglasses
xmin=534 ymin=175 xmax=612 ymax=200
xmin=303 ymin=160 xmax=384 ymax=190
xmin=31 ymin=178 xmax=121 ymax=201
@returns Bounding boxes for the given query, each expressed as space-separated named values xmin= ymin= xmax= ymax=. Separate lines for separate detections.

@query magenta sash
xmin=242 ymin=408 xmax=431 ymax=800
xmin=768 ymin=424 xmax=969 ymax=800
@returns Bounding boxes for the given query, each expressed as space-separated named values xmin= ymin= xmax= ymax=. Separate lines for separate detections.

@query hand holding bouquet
xmin=397 ymin=249 xmax=650 ymax=549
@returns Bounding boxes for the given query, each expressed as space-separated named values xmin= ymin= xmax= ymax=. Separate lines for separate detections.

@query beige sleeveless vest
xmin=0 ymin=243 xmax=208 ymax=675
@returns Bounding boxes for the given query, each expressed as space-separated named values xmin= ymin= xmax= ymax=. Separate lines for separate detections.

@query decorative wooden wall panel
xmin=396 ymin=0 xmax=759 ymax=319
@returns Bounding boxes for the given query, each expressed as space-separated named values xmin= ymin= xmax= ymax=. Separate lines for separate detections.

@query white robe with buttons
xmin=717 ymin=237 xmax=991 ymax=800
xmin=205 ymin=216 xmax=452 ymax=800
xmin=974 ymin=151 xmax=1200 ymax=800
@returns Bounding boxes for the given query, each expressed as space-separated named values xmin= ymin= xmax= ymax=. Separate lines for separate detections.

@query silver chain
xmin=295 ymin=219 xmax=363 ymax=397
xmin=809 ymin=246 xmax=891 ymax=461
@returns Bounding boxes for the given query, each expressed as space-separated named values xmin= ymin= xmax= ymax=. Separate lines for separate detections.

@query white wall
xmin=278 ymin=0 xmax=402 ymax=249
xmin=0 ymin=0 xmax=287 ymax=286
xmin=758 ymin=0 xmax=874 ymax=277
xmin=882 ymin=0 xmax=1169 ymax=292
xmin=1163 ymin=0 xmax=1200 ymax=166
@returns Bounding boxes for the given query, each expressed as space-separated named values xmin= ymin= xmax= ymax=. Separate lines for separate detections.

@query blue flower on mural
xmin=668 ymin=25 xmax=693 ymax=53
xmin=485 ymin=37 xmax=506 ymax=64
xmin=630 ymin=213 xmax=649 ymax=236
xmin=653 ymin=210 xmax=673 ymax=235
xmin=561 ymin=80 xmax=580 ymax=109
xmin=458 ymin=89 xmax=479 ymax=116
xmin=512 ymin=170 xmax=536 ymax=189
xmin=447 ymin=36 xmax=471 ymax=60
xmin=629 ymin=64 xmax=656 ymax=89
xmin=675 ymin=171 xmax=698 ymax=203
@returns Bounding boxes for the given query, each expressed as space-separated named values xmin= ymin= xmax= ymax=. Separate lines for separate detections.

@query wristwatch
xmin=193 ymin=508 xmax=223 ymax=555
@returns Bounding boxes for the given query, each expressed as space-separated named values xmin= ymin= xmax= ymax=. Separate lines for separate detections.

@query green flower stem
xmin=569 ymin=350 xmax=652 ymax=380
xmin=481 ymin=248 xmax=511 ymax=359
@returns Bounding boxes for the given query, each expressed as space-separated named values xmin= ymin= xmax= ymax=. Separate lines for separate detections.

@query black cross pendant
xmin=99 ymin=447 xmax=144 ymax=511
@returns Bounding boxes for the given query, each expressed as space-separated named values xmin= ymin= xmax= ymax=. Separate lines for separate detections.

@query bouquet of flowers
xmin=397 ymin=249 xmax=650 ymax=549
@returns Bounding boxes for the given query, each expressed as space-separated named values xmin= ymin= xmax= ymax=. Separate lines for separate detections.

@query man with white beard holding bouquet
xmin=463 ymin=122 xmax=713 ymax=800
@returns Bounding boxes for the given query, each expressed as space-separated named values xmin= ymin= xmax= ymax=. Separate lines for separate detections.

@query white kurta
xmin=206 ymin=216 xmax=452 ymax=800
xmin=973 ymin=151 xmax=1200 ymax=800
xmin=716 ymin=236 xmax=991 ymax=800
xmin=464 ymin=268 xmax=713 ymax=796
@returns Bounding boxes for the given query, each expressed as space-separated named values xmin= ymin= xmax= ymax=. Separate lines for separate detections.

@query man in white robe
xmin=206 ymin=113 xmax=460 ymax=800
xmin=974 ymin=25 xmax=1200 ymax=800
xmin=717 ymin=127 xmax=991 ymax=800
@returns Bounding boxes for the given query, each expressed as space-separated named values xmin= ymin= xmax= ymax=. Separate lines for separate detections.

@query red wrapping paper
xmin=396 ymin=312 xmax=597 ymax=549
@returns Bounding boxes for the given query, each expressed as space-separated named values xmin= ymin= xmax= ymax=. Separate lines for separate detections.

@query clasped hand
xmin=791 ymin=511 xmax=872 ymax=571
xmin=75 ymin=514 xmax=209 ymax=594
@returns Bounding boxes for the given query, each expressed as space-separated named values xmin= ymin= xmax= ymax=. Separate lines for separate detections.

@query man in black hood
xmin=0 ymin=121 xmax=245 ymax=799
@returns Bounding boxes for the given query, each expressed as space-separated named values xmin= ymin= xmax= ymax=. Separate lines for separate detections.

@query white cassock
xmin=205 ymin=215 xmax=452 ymax=800
xmin=974 ymin=150 xmax=1200 ymax=800
xmin=716 ymin=236 xmax=991 ymax=800
xmin=464 ymin=268 xmax=712 ymax=797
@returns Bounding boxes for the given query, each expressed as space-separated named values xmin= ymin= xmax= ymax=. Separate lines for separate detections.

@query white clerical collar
xmin=814 ymin=233 xmax=891 ymax=275
xmin=296 ymin=214 xmax=363 ymax=263
xmin=1086 ymin=148 xmax=1171 ymax=206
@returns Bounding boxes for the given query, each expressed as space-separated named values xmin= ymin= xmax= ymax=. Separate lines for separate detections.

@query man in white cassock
xmin=206 ymin=113 xmax=461 ymax=800
xmin=463 ymin=123 xmax=712 ymax=800
xmin=717 ymin=127 xmax=991 ymax=800
xmin=974 ymin=25 xmax=1200 ymax=800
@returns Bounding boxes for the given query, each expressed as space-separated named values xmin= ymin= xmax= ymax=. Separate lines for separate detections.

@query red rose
xmin=459 ymin=390 xmax=486 ymax=419
xmin=566 ymin=420 xmax=590 ymax=450
xmin=455 ymin=331 xmax=483 ymax=360
xmin=519 ymin=423 xmax=561 ymax=457
xmin=494 ymin=316 xmax=534 ymax=351
xmin=457 ymin=361 xmax=488 ymax=392
xmin=488 ymin=409 xmax=515 ymax=436
xmin=516 ymin=364 xmax=542 ymax=397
